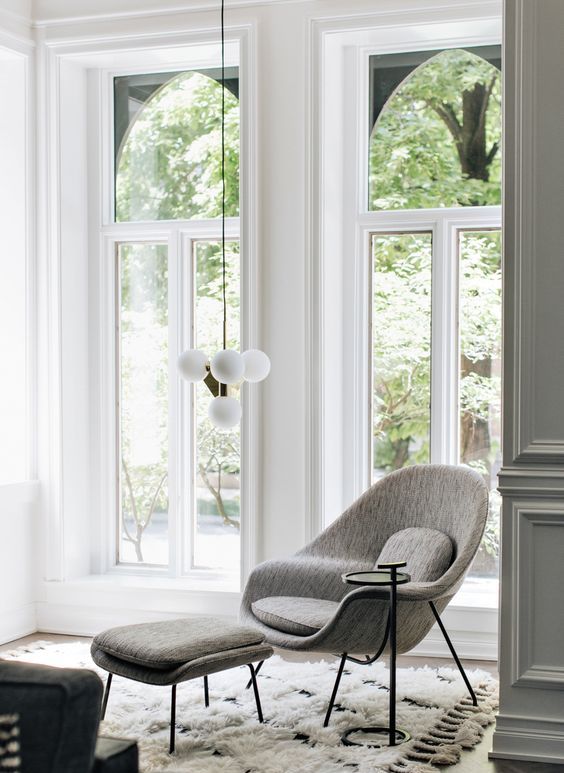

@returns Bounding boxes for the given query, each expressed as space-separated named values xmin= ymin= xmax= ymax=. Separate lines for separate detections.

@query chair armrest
xmin=241 ymin=556 xmax=361 ymax=609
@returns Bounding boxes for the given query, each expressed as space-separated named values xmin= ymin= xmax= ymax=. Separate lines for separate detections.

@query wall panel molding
xmin=493 ymin=0 xmax=564 ymax=761
xmin=509 ymin=502 xmax=564 ymax=689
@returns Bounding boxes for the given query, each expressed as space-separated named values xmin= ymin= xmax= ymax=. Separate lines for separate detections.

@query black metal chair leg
xmin=429 ymin=601 xmax=478 ymax=706
xmin=101 ymin=673 xmax=112 ymax=720
xmin=245 ymin=659 xmax=264 ymax=689
xmin=247 ymin=664 xmax=264 ymax=723
xmin=323 ymin=653 xmax=347 ymax=728
xmin=204 ymin=675 xmax=209 ymax=707
xmin=169 ymin=684 xmax=177 ymax=754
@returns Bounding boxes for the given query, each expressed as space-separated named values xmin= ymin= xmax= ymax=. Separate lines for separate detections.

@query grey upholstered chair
xmin=240 ymin=464 xmax=489 ymax=724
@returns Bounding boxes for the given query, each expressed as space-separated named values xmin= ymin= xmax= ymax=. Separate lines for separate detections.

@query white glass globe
xmin=208 ymin=396 xmax=242 ymax=428
xmin=178 ymin=349 xmax=208 ymax=382
xmin=210 ymin=349 xmax=244 ymax=384
xmin=242 ymin=349 xmax=271 ymax=382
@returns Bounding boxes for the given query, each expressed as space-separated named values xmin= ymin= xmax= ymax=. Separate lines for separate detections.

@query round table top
xmin=342 ymin=570 xmax=411 ymax=586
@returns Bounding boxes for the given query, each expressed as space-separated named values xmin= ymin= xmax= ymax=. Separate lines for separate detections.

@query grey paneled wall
xmin=492 ymin=0 xmax=564 ymax=764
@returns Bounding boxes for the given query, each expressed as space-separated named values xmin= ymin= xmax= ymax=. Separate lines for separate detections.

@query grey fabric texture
xmin=90 ymin=643 xmax=273 ymax=686
xmin=251 ymin=597 xmax=339 ymax=636
xmin=92 ymin=617 xmax=265 ymax=670
xmin=375 ymin=527 xmax=453 ymax=581
xmin=240 ymin=464 xmax=488 ymax=654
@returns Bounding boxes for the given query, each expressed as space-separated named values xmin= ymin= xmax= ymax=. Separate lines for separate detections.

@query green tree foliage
xmin=373 ymin=234 xmax=432 ymax=471
xmin=116 ymin=71 xmax=239 ymax=222
xmin=369 ymin=49 xmax=501 ymax=210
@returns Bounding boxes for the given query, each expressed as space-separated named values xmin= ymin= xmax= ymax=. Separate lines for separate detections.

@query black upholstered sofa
xmin=0 ymin=659 xmax=138 ymax=773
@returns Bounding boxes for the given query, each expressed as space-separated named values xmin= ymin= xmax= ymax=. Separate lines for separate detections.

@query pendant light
xmin=177 ymin=0 xmax=270 ymax=428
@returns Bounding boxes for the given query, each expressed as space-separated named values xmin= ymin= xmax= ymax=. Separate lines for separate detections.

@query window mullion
xmin=168 ymin=228 xmax=181 ymax=577
xmin=430 ymin=216 xmax=458 ymax=464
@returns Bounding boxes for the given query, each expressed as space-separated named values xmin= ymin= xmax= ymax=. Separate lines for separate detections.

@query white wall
xmin=0 ymin=19 xmax=37 ymax=645
xmin=0 ymin=486 xmax=38 ymax=644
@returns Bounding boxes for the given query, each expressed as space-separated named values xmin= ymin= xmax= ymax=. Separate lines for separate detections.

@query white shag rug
xmin=5 ymin=642 xmax=497 ymax=773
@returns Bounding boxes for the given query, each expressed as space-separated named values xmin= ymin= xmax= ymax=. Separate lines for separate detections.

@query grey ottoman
xmin=91 ymin=617 xmax=273 ymax=753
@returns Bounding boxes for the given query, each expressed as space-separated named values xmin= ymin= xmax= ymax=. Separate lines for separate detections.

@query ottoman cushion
xmin=92 ymin=617 xmax=266 ymax=670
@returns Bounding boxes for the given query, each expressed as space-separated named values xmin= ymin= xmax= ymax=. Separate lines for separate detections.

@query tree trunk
xmin=198 ymin=464 xmax=240 ymax=529
xmin=460 ymin=354 xmax=492 ymax=481
xmin=432 ymin=76 xmax=498 ymax=475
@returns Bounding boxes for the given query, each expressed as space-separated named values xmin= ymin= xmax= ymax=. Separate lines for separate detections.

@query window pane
xmin=118 ymin=243 xmax=169 ymax=565
xmin=372 ymin=233 xmax=432 ymax=480
xmin=459 ymin=230 xmax=502 ymax=579
xmin=193 ymin=241 xmax=240 ymax=574
xmin=369 ymin=47 xmax=501 ymax=211
xmin=115 ymin=69 xmax=239 ymax=222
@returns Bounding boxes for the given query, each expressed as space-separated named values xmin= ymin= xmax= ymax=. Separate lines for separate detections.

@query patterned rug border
xmin=3 ymin=640 xmax=498 ymax=773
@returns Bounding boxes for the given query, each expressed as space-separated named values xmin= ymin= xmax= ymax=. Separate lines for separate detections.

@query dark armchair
xmin=0 ymin=659 xmax=138 ymax=773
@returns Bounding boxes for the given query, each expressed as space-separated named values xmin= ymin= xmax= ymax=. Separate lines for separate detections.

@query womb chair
xmin=240 ymin=464 xmax=489 ymax=726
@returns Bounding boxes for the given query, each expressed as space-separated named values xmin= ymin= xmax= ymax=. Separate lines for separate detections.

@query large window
xmin=368 ymin=46 xmax=502 ymax=586
xmin=110 ymin=59 xmax=242 ymax=581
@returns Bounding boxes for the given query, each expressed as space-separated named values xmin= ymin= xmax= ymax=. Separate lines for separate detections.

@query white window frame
xmin=97 ymin=49 xmax=253 ymax=589
xmin=310 ymin=9 xmax=502 ymax=651
xmin=358 ymin=207 xmax=502 ymax=487
xmin=39 ymin=26 xmax=260 ymax=596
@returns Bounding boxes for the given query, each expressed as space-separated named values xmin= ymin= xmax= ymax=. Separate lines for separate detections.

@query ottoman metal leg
xmin=169 ymin=685 xmax=177 ymax=754
xmin=245 ymin=659 xmax=265 ymax=689
xmin=247 ymin=663 xmax=264 ymax=723
xmin=204 ymin=676 xmax=209 ymax=707
xmin=101 ymin=673 xmax=112 ymax=720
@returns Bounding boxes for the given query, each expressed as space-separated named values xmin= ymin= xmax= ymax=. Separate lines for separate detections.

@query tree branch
xmin=427 ymin=100 xmax=462 ymax=145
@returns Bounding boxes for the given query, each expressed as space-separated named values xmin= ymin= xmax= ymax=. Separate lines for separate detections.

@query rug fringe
xmin=389 ymin=679 xmax=498 ymax=772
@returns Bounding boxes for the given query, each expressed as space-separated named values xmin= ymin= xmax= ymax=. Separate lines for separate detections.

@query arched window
xmin=369 ymin=48 xmax=501 ymax=210
xmin=115 ymin=70 xmax=239 ymax=222
xmin=111 ymin=63 xmax=243 ymax=579
xmin=368 ymin=46 xmax=502 ymax=582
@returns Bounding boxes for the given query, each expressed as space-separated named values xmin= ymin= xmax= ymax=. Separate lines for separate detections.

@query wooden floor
xmin=1 ymin=634 xmax=561 ymax=772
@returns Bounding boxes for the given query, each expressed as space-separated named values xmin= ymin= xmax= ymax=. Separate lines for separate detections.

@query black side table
xmin=340 ymin=561 xmax=411 ymax=748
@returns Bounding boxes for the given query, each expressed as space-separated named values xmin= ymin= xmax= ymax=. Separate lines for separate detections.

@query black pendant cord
xmin=221 ymin=0 xmax=227 ymax=352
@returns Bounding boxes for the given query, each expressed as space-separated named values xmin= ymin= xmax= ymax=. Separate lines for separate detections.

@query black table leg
xmin=389 ymin=566 xmax=397 ymax=746
xmin=169 ymin=684 xmax=176 ymax=754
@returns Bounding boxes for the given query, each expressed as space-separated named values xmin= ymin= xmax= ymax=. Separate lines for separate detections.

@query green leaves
xmin=369 ymin=49 xmax=501 ymax=210
xmin=116 ymin=71 xmax=239 ymax=222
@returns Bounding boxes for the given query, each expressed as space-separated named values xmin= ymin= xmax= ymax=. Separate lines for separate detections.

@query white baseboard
xmin=0 ymin=604 xmax=37 ymax=646
xmin=491 ymin=714 xmax=564 ymax=764
xmin=410 ymin=604 xmax=498 ymax=661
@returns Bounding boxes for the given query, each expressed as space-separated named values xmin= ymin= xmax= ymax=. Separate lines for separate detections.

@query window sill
xmin=453 ymin=577 xmax=499 ymax=610
xmin=82 ymin=570 xmax=240 ymax=594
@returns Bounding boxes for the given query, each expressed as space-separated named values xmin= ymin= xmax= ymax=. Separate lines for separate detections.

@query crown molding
xmin=0 ymin=5 xmax=33 ymax=47
xmin=32 ymin=0 xmax=302 ymax=29
xmin=32 ymin=0 xmax=502 ymax=30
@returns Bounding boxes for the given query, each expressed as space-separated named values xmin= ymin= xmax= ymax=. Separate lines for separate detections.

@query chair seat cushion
xmin=251 ymin=596 xmax=339 ymax=636
xmin=92 ymin=617 xmax=265 ymax=670
xmin=376 ymin=527 xmax=453 ymax=581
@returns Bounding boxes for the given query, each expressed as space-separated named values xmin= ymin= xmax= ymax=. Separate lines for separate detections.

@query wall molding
xmin=511 ymin=502 xmax=564 ymax=689
xmin=0 ymin=8 xmax=33 ymax=48
xmin=491 ymin=713 xmax=564 ymax=764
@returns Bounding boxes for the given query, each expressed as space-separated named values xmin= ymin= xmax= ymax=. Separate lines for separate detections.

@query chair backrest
xmin=300 ymin=464 xmax=489 ymax=596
